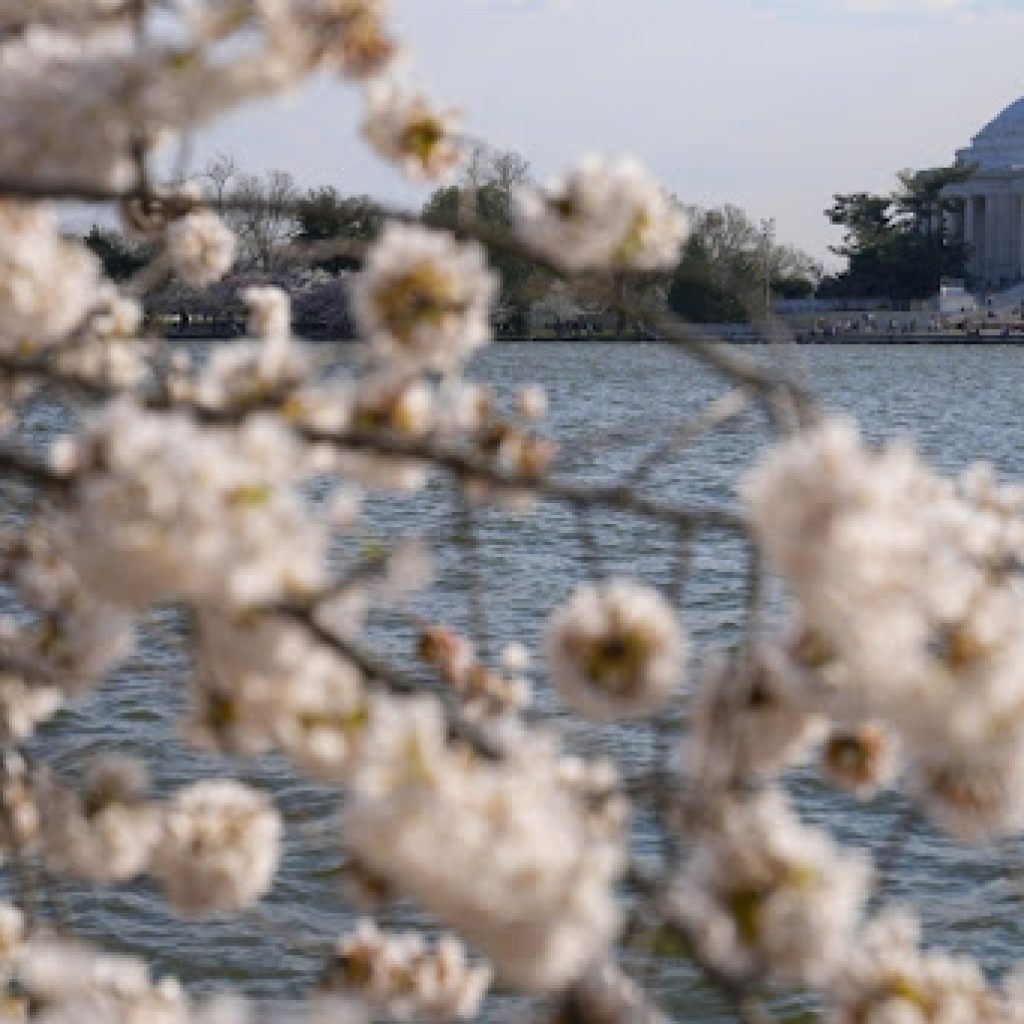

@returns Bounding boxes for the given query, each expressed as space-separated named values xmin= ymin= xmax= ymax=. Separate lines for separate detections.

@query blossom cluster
xmin=60 ymin=402 xmax=328 ymax=608
xmin=0 ymin=201 xmax=104 ymax=354
xmin=744 ymin=418 xmax=1024 ymax=839
xmin=325 ymin=918 xmax=491 ymax=1020
xmin=515 ymin=155 xmax=688 ymax=272
xmin=187 ymin=610 xmax=368 ymax=776
xmin=546 ymin=579 xmax=686 ymax=722
xmin=344 ymin=696 xmax=625 ymax=992
xmin=351 ymin=222 xmax=498 ymax=371
xmin=0 ymin=199 xmax=150 ymax=400
xmin=0 ymin=526 xmax=134 ymax=705
xmin=5 ymin=1 xmax=1024 ymax=1021
xmin=418 ymin=624 xmax=531 ymax=721
xmin=672 ymin=788 xmax=871 ymax=987
xmin=33 ymin=759 xmax=282 ymax=915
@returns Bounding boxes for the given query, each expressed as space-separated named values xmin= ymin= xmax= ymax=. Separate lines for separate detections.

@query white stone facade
xmin=944 ymin=98 xmax=1024 ymax=288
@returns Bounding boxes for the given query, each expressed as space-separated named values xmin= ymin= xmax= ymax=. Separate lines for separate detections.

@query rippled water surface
xmin=23 ymin=342 xmax=1024 ymax=1015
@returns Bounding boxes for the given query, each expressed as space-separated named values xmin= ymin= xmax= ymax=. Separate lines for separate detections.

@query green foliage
xmin=82 ymin=225 xmax=148 ymax=281
xmin=821 ymin=164 xmax=974 ymax=300
xmin=668 ymin=249 xmax=751 ymax=323
xmin=772 ymin=275 xmax=816 ymax=300
xmin=293 ymin=187 xmax=383 ymax=273
xmin=667 ymin=206 xmax=820 ymax=322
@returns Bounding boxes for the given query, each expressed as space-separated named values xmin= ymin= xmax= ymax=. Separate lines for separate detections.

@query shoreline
xmin=160 ymin=326 xmax=1024 ymax=346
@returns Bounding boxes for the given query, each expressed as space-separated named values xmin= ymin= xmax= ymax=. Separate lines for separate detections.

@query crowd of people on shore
xmin=802 ymin=308 xmax=1024 ymax=339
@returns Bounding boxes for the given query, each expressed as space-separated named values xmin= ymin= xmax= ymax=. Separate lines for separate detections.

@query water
xmin=20 ymin=342 xmax=1024 ymax=1015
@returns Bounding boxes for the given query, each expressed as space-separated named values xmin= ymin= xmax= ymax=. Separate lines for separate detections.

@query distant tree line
xmin=668 ymin=206 xmax=823 ymax=323
xmin=82 ymin=147 xmax=825 ymax=331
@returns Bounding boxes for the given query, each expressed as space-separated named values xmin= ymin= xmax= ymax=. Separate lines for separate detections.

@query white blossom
xmin=0 ymin=15 xmax=325 ymax=191
xmin=821 ymin=721 xmax=900 ymax=802
xmin=684 ymin=646 xmax=824 ymax=788
xmin=828 ymin=909 xmax=1004 ymax=1024
xmin=263 ymin=0 xmax=401 ymax=80
xmin=0 ymin=676 xmax=63 ymax=744
xmin=516 ymin=384 xmax=548 ymax=421
xmin=38 ymin=758 xmax=160 ymax=883
xmin=361 ymin=82 xmax=461 ymax=181
xmin=3 ymin=527 xmax=135 ymax=696
xmin=244 ymin=285 xmax=291 ymax=341
xmin=546 ymin=580 xmax=686 ymax=722
xmin=54 ymin=285 xmax=149 ymax=389
xmin=743 ymin=418 xmax=1024 ymax=838
xmin=671 ymin=789 xmax=870 ymax=987
xmin=351 ymin=223 xmax=496 ymax=371
xmin=187 ymin=610 xmax=368 ymax=778
xmin=190 ymin=291 xmax=311 ymax=412
xmin=515 ymin=155 xmax=686 ymax=272
xmin=326 ymin=919 xmax=491 ymax=1020
xmin=500 ymin=641 xmax=530 ymax=673
xmin=345 ymin=697 xmax=624 ymax=992
xmin=908 ymin=744 xmax=1024 ymax=842
xmin=0 ymin=751 xmax=40 ymax=856
xmin=15 ymin=939 xmax=191 ymax=1024
xmin=0 ymin=201 xmax=103 ymax=354
xmin=63 ymin=403 xmax=328 ymax=608
xmin=152 ymin=779 xmax=281 ymax=917
xmin=273 ymin=659 xmax=369 ymax=779
xmin=0 ymin=901 xmax=25 ymax=991
xmin=337 ymin=371 xmax=435 ymax=490
xmin=166 ymin=210 xmax=237 ymax=288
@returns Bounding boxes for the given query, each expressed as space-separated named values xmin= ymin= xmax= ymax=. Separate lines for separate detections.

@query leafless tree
xmin=227 ymin=168 xmax=300 ymax=270
xmin=202 ymin=151 xmax=240 ymax=208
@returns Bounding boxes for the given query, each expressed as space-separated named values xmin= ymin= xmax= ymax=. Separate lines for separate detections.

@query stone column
xmin=963 ymin=194 xmax=975 ymax=274
xmin=970 ymin=196 xmax=985 ymax=280
xmin=986 ymin=194 xmax=1000 ymax=285
xmin=1008 ymin=195 xmax=1018 ymax=282
xmin=1018 ymin=194 xmax=1024 ymax=280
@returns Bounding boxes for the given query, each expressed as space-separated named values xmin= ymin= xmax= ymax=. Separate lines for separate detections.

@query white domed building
xmin=944 ymin=98 xmax=1024 ymax=288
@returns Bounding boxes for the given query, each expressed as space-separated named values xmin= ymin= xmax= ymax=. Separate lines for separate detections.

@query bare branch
xmin=308 ymin=426 xmax=747 ymax=536
xmin=622 ymin=389 xmax=752 ymax=488
xmin=0 ymin=446 xmax=71 ymax=493
xmin=456 ymin=492 xmax=492 ymax=663
xmin=272 ymin=602 xmax=502 ymax=760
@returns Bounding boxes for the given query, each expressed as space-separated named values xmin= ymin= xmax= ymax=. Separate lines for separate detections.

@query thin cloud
xmin=840 ymin=0 xmax=1021 ymax=18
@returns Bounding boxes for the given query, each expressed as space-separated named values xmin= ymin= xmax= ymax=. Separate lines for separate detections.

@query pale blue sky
xmin=196 ymin=0 xmax=1024 ymax=264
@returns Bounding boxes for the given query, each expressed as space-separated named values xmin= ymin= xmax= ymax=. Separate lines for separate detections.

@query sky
xmin=193 ymin=0 xmax=1024 ymax=266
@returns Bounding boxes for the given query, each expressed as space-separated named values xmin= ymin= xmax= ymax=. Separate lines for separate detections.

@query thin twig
xmin=242 ymin=906 xmax=335 ymax=959
xmin=622 ymin=389 xmax=752 ymax=488
xmin=870 ymin=802 xmax=918 ymax=910
xmin=303 ymin=425 xmax=746 ymax=536
xmin=456 ymin=492 xmax=491 ymax=663
xmin=0 ymin=447 xmax=71 ymax=492
xmin=743 ymin=542 xmax=767 ymax=648
xmin=273 ymin=603 xmax=501 ymax=760
xmin=669 ymin=524 xmax=694 ymax=608
xmin=573 ymin=504 xmax=605 ymax=581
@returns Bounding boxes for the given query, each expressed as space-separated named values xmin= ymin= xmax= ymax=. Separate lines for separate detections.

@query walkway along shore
xmin=158 ymin=318 xmax=1024 ymax=346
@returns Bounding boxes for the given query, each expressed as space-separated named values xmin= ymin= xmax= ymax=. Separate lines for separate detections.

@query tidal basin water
xmin=19 ymin=342 xmax=1024 ymax=1017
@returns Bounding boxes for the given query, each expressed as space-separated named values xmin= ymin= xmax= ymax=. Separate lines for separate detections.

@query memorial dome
xmin=957 ymin=97 xmax=1024 ymax=171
